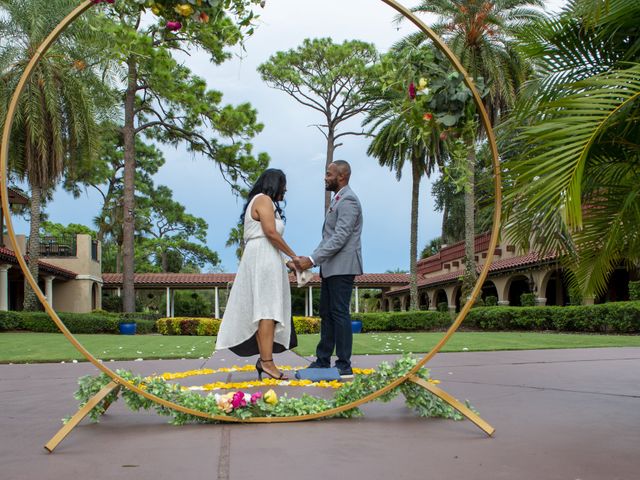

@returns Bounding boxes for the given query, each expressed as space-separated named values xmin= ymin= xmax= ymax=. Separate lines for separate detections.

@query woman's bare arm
xmin=252 ymin=195 xmax=297 ymax=259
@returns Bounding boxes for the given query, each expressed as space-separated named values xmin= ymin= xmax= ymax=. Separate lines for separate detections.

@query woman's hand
xmin=286 ymin=260 xmax=297 ymax=272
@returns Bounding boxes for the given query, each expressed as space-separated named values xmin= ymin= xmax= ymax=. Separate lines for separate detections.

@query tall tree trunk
xmin=122 ymin=57 xmax=137 ymax=312
xmin=23 ymin=182 xmax=41 ymax=311
xmin=441 ymin=201 xmax=449 ymax=245
xmin=161 ymin=250 xmax=168 ymax=272
xmin=461 ymin=142 xmax=477 ymax=302
xmin=409 ymin=158 xmax=421 ymax=311
xmin=324 ymin=127 xmax=335 ymax=212
xmin=116 ymin=244 xmax=122 ymax=274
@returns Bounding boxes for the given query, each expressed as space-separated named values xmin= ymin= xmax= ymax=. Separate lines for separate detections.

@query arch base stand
xmin=44 ymin=376 xmax=494 ymax=453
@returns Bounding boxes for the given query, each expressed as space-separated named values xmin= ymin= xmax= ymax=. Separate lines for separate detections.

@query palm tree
xmin=504 ymin=0 xmax=640 ymax=298
xmin=0 ymin=0 xmax=101 ymax=309
xmin=364 ymin=47 xmax=441 ymax=310
xmin=400 ymin=0 xmax=544 ymax=299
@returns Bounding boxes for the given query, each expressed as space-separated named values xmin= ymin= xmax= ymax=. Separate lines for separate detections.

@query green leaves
xmin=71 ymin=355 xmax=471 ymax=424
xmin=258 ymin=37 xmax=378 ymax=123
xmin=504 ymin=0 xmax=640 ymax=298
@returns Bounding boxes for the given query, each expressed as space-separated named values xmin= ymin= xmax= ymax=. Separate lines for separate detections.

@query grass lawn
xmin=1 ymin=331 xmax=640 ymax=363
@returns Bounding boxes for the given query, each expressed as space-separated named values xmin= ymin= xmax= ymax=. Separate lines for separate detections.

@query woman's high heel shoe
xmin=256 ymin=358 xmax=288 ymax=380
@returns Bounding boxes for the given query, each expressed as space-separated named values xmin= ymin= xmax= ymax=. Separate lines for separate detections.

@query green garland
xmin=69 ymin=355 xmax=473 ymax=425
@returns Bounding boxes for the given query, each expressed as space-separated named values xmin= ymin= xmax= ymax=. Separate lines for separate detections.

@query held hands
xmin=285 ymin=260 xmax=296 ymax=272
xmin=293 ymin=256 xmax=313 ymax=271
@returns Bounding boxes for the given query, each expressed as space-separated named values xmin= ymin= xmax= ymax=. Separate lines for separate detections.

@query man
xmin=294 ymin=160 xmax=363 ymax=378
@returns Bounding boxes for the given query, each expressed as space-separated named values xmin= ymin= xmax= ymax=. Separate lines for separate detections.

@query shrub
xmin=13 ymin=311 xmax=120 ymax=334
xmin=101 ymin=295 xmax=122 ymax=312
xmin=0 ymin=311 xmax=21 ymax=331
xmin=134 ymin=319 xmax=157 ymax=334
xmin=156 ymin=317 xmax=221 ymax=336
xmin=520 ymin=293 xmax=536 ymax=307
xmin=351 ymin=311 xmax=450 ymax=332
xmin=484 ymin=295 xmax=498 ymax=307
xmin=437 ymin=302 xmax=449 ymax=312
xmin=293 ymin=316 xmax=320 ymax=334
xmin=120 ymin=312 xmax=163 ymax=322
xmin=465 ymin=301 xmax=640 ymax=333
xmin=630 ymin=281 xmax=640 ymax=301
xmin=196 ymin=319 xmax=221 ymax=336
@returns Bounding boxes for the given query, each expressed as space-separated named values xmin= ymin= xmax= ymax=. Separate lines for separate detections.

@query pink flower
xmin=408 ymin=82 xmax=416 ymax=100
xmin=250 ymin=392 xmax=262 ymax=404
xmin=231 ymin=391 xmax=247 ymax=409
xmin=440 ymin=131 xmax=448 ymax=140
xmin=166 ymin=21 xmax=182 ymax=31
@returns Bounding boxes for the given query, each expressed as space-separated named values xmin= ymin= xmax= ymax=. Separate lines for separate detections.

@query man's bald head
xmin=333 ymin=160 xmax=351 ymax=179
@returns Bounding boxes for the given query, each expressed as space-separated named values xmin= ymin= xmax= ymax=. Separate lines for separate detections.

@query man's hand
xmin=293 ymin=256 xmax=313 ymax=271
xmin=285 ymin=260 xmax=296 ymax=272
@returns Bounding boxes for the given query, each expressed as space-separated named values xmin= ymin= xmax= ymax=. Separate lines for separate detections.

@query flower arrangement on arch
xmin=70 ymin=355 xmax=471 ymax=425
xmin=91 ymin=0 xmax=263 ymax=32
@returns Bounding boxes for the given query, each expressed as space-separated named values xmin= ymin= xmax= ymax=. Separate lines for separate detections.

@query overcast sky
xmin=11 ymin=0 xmax=566 ymax=273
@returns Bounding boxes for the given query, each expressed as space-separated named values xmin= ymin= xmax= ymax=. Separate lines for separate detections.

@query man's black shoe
xmin=308 ymin=360 xmax=330 ymax=369
xmin=338 ymin=367 xmax=354 ymax=380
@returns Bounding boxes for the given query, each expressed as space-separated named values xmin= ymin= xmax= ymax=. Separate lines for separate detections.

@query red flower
xmin=439 ymin=131 xmax=448 ymax=140
xmin=408 ymin=82 xmax=416 ymax=100
xmin=231 ymin=391 xmax=247 ymax=409
xmin=423 ymin=113 xmax=433 ymax=121
xmin=166 ymin=21 xmax=182 ymax=31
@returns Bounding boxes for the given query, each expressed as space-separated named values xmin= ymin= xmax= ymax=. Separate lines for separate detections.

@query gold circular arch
xmin=0 ymin=0 xmax=502 ymax=424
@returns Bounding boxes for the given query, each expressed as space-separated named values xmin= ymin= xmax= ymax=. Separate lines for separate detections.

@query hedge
xmin=351 ymin=311 xmax=451 ymax=332
xmin=155 ymin=316 xmax=322 ymax=336
xmin=0 ymin=311 xmax=119 ymax=333
xmin=465 ymin=301 xmax=640 ymax=333
xmin=630 ymin=281 xmax=640 ymax=301
xmin=156 ymin=317 xmax=222 ymax=336
xmin=0 ymin=311 xmax=158 ymax=334
xmin=3 ymin=301 xmax=640 ymax=335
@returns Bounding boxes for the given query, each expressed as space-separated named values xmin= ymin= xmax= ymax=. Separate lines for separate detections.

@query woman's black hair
xmin=241 ymin=168 xmax=287 ymax=223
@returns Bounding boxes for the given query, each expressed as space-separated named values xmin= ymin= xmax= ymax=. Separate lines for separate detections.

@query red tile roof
xmin=102 ymin=273 xmax=236 ymax=287
xmin=417 ymin=232 xmax=493 ymax=275
xmin=389 ymin=252 xmax=558 ymax=294
xmin=102 ymin=272 xmax=411 ymax=288
xmin=0 ymin=246 xmax=77 ymax=279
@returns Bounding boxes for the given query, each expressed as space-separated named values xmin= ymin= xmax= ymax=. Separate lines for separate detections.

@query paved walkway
xmin=1 ymin=347 xmax=640 ymax=480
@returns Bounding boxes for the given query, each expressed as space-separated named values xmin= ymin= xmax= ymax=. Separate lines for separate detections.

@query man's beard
xmin=325 ymin=180 xmax=338 ymax=191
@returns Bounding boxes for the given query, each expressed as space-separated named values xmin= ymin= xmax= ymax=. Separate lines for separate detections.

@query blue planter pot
xmin=119 ymin=322 xmax=137 ymax=335
xmin=351 ymin=320 xmax=362 ymax=334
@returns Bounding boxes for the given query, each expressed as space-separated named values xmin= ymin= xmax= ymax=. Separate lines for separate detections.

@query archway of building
xmin=507 ymin=275 xmax=532 ymax=306
xmin=596 ymin=267 xmax=634 ymax=304
xmin=543 ymin=269 xmax=570 ymax=306
xmin=434 ymin=288 xmax=448 ymax=309
xmin=454 ymin=285 xmax=463 ymax=312
xmin=481 ymin=280 xmax=498 ymax=304
xmin=391 ymin=296 xmax=402 ymax=312
xmin=418 ymin=290 xmax=429 ymax=310
xmin=91 ymin=282 xmax=99 ymax=311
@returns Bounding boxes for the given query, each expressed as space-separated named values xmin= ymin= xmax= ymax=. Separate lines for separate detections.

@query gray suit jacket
xmin=312 ymin=185 xmax=363 ymax=278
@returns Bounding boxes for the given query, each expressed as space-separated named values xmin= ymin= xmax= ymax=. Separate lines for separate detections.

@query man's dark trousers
xmin=315 ymin=274 xmax=355 ymax=371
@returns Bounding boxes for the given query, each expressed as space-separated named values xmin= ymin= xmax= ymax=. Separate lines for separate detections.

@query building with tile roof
xmin=381 ymin=232 xmax=636 ymax=312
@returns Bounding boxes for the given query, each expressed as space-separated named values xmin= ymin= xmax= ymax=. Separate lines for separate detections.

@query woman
xmin=215 ymin=168 xmax=297 ymax=380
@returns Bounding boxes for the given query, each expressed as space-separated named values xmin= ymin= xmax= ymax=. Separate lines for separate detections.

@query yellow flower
xmin=418 ymin=77 xmax=428 ymax=90
xmin=264 ymin=389 xmax=278 ymax=405
xmin=151 ymin=5 xmax=161 ymax=15
xmin=175 ymin=4 xmax=194 ymax=17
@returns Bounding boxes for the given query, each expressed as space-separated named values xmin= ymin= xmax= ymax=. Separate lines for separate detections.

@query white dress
xmin=215 ymin=194 xmax=293 ymax=356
